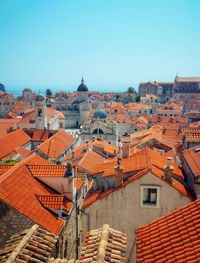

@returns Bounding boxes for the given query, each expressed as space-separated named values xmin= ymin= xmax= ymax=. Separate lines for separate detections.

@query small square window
xmin=143 ymin=188 xmax=157 ymax=205
xmin=140 ymin=185 xmax=160 ymax=208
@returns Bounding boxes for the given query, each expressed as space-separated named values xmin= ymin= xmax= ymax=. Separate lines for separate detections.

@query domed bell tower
xmin=35 ymin=94 xmax=47 ymax=130
xmin=77 ymin=77 xmax=89 ymax=103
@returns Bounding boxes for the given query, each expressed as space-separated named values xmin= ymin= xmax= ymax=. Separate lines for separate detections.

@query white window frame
xmin=140 ymin=185 xmax=160 ymax=208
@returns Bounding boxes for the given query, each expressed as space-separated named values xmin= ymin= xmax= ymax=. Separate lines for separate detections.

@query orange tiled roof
xmin=93 ymin=146 xmax=183 ymax=179
xmin=181 ymin=145 xmax=200 ymax=177
xmin=37 ymin=130 xmax=75 ymax=160
xmin=10 ymin=104 xmax=26 ymax=110
xmin=0 ymin=164 xmax=14 ymax=176
xmin=0 ymin=153 xmax=64 ymax=235
xmin=82 ymin=147 xmax=191 ymax=208
xmin=76 ymin=178 xmax=84 ymax=191
xmin=182 ymin=128 xmax=200 ymax=143
xmin=32 ymin=130 xmax=50 ymax=141
xmin=15 ymin=146 xmax=32 ymax=158
xmin=66 ymin=139 xmax=118 ymax=162
xmin=28 ymin=165 xmax=66 ymax=177
xmin=0 ymin=129 xmax=31 ymax=159
xmin=4 ymin=111 xmax=18 ymax=119
xmin=0 ymin=119 xmax=19 ymax=138
xmin=26 ymin=153 xmax=53 ymax=165
xmin=137 ymin=198 xmax=200 ymax=263
xmin=75 ymin=151 xmax=104 ymax=173
xmin=17 ymin=110 xmax=35 ymax=125
xmin=36 ymin=194 xmax=72 ymax=212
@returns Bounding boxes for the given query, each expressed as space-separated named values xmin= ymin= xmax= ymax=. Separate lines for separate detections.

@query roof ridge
xmin=144 ymin=146 xmax=152 ymax=171
xmin=0 ymin=153 xmax=36 ymax=184
xmin=6 ymin=225 xmax=39 ymax=262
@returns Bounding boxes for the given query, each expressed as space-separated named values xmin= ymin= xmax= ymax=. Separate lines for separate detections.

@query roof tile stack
xmin=0 ymin=224 xmax=58 ymax=262
xmin=79 ymin=224 xmax=127 ymax=262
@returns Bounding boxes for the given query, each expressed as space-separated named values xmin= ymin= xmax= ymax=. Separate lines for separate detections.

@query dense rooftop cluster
xmin=0 ymin=77 xmax=200 ymax=262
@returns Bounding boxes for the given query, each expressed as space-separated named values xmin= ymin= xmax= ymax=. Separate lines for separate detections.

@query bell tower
xmin=35 ymin=94 xmax=47 ymax=130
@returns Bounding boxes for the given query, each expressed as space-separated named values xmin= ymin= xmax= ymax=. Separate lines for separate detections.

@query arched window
xmin=93 ymin=128 xmax=104 ymax=134
xmin=99 ymin=129 xmax=104 ymax=134
xmin=38 ymin=108 xmax=42 ymax=117
xmin=93 ymin=129 xmax=98 ymax=134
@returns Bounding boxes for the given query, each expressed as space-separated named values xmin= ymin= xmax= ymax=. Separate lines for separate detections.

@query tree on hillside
xmin=46 ymin=88 xmax=52 ymax=97
xmin=135 ymin=95 xmax=140 ymax=103
xmin=127 ymin=86 xmax=137 ymax=94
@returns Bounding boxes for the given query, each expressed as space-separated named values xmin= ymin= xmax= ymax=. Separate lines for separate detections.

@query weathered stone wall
xmin=57 ymin=187 xmax=84 ymax=260
xmin=0 ymin=201 xmax=34 ymax=248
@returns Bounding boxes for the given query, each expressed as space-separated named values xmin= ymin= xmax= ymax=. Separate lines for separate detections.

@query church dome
xmin=36 ymin=94 xmax=45 ymax=102
xmin=93 ymin=109 xmax=107 ymax=119
xmin=72 ymin=100 xmax=80 ymax=104
xmin=77 ymin=77 xmax=88 ymax=92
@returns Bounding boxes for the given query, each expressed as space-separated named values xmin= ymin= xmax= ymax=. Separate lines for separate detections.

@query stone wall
xmin=0 ymin=201 xmax=34 ymax=248
xmin=57 ymin=187 xmax=84 ymax=260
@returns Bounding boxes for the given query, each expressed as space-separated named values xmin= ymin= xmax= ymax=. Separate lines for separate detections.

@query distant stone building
xmin=80 ymin=109 xmax=118 ymax=145
xmin=139 ymin=81 xmax=173 ymax=103
xmin=22 ymin=88 xmax=32 ymax=101
xmin=49 ymin=78 xmax=90 ymax=128
xmin=35 ymin=94 xmax=47 ymax=130
xmin=173 ymin=77 xmax=200 ymax=103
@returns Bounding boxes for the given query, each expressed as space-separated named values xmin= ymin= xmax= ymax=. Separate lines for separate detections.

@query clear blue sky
xmin=0 ymin=0 xmax=199 ymax=88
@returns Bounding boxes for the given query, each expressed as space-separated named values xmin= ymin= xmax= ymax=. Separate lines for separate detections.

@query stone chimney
xmin=114 ymin=158 xmax=124 ymax=187
xmin=164 ymin=157 xmax=174 ymax=183
xmin=121 ymin=133 xmax=131 ymax=159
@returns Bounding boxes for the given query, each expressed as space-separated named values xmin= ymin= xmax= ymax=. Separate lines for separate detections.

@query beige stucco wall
xmin=82 ymin=172 xmax=191 ymax=263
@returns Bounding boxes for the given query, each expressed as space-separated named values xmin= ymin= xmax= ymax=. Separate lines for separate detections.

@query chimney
xmin=164 ymin=157 xmax=174 ymax=183
xmin=114 ymin=158 xmax=124 ymax=187
xmin=121 ymin=133 xmax=131 ymax=159
xmin=83 ymin=146 xmax=87 ymax=152
xmin=71 ymin=151 xmax=75 ymax=159
xmin=162 ymin=126 xmax=166 ymax=134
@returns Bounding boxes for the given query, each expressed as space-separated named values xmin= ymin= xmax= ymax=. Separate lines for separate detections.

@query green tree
xmin=127 ymin=86 xmax=137 ymax=94
xmin=46 ymin=88 xmax=52 ymax=97
xmin=135 ymin=95 xmax=140 ymax=103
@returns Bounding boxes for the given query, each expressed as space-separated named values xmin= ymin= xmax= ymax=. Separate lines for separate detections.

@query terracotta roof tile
xmin=76 ymin=151 xmax=104 ymax=173
xmin=182 ymin=128 xmax=200 ymax=143
xmin=36 ymin=194 xmax=73 ymax=212
xmin=28 ymin=165 xmax=66 ymax=177
xmin=80 ymin=224 xmax=127 ymax=262
xmin=32 ymin=130 xmax=50 ymax=141
xmin=0 ymin=224 xmax=58 ymax=262
xmin=15 ymin=146 xmax=32 ymax=158
xmin=137 ymin=199 xmax=200 ymax=263
xmin=0 ymin=119 xmax=19 ymax=138
xmin=181 ymin=145 xmax=200 ymax=177
xmin=0 ymin=129 xmax=31 ymax=159
xmin=10 ymin=104 xmax=26 ymax=110
xmin=37 ymin=130 xmax=75 ymax=160
xmin=0 ymin=164 xmax=14 ymax=175
xmin=0 ymin=153 xmax=64 ymax=235
xmin=93 ymin=146 xmax=184 ymax=179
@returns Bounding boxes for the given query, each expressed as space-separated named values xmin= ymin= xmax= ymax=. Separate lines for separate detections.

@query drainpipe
xmin=81 ymin=210 xmax=90 ymax=232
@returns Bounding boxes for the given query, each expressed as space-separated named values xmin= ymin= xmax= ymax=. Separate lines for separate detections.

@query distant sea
xmin=6 ymin=84 xmax=139 ymax=98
